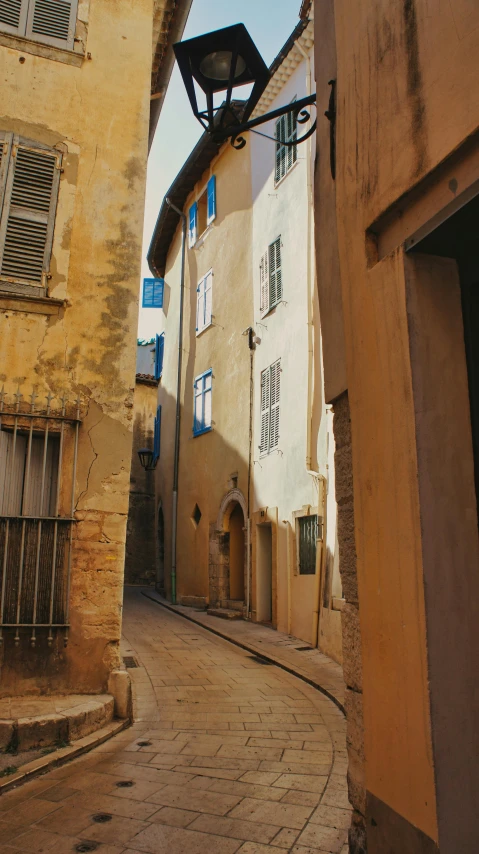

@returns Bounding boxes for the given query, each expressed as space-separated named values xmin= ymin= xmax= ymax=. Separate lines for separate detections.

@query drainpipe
xmin=297 ymin=34 xmax=326 ymax=649
xmin=165 ymin=197 xmax=187 ymax=605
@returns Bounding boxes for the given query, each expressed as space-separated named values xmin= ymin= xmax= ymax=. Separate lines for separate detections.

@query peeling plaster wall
xmin=0 ymin=0 xmax=153 ymax=695
xmin=124 ymin=381 xmax=157 ymax=586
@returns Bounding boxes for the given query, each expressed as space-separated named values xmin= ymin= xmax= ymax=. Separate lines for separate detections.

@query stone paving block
xmin=271 ymin=827 xmax=300 ymax=848
xmin=229 ymin=797 xmax=313 ymax=830
xmin=189 ymin=813 xmax=280 ymax=844
xmin=127 ymin=822 xmax=242 ymax=853
xmin=310 ymin=804 xmax=352 ymax=828
xmin=280 ymin=790 xmax=322 ymax=807
xmin=151 ymin=805 xmax=201 ymax=827
xmin=236 ymin=844 xmax=284 ymax=853
xmin=79 ymin=814 xmax=147 ymax=845
xmin=145 ymin=784 xmax=242 ymax=815
xmin=296 ymin=822 xmax=348 ymax=852
xmin=272 ymin=773 xmax=328 ymax=794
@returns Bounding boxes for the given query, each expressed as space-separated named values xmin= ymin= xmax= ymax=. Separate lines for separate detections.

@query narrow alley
xmin=0 ymin=589 xmax=350 ymax=854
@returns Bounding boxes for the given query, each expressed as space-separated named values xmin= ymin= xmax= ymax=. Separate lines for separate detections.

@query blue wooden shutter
xmin=143 ymin=277 xmax=164 ymax=308
xmin=154 ymin=332 xmax=164 ymax=380
xmin=207 ymin=175 xmax=216 ymax=225
xmin=153 ymin=405 xmax=161 ymax=460
xmin=188 ymin=202 xmax=198 ymax=247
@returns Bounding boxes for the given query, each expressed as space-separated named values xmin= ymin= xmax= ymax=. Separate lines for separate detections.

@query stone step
xmin=207 ymin=608 xmax=243 ymax=621
xmin=0 ymin=693 xmax=115 ymax=751
xmin=226 ymin=600 xmax=245 ymax=612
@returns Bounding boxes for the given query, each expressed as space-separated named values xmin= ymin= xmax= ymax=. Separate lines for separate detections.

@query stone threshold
xmin=142 ymin=588 xmax=345 ymax=713
xmin=0 ymin=718 xmax=129 ymax=795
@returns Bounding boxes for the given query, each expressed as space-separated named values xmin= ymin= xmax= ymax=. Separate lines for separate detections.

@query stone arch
xmin=216 ymin=488 xmax=247 ymax=532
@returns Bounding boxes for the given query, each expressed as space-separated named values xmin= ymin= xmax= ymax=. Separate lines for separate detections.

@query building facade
xmin=147 ymin=4 xmax=342 ymax=663
xmin=314 ymin=0 xmax=479 ymax=851
xmin=0 ymin=0 xmax=190 ymax=701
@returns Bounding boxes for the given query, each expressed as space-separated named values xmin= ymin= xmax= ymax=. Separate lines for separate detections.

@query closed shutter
xmin=196 ymin=282 xmax=204 ymax=333
xmin=0 ymin=139 xmax=61 ymax=287
xmin=143 ymin=277 xmax=164 ymax=308
xmin=204 ymin=270 xmax=213 ymax=327
xmin=275 ymin=115 xmax=287 ymax=183
xmin=193 ymin=371 xmax=212 ymax=435
xmin=260 ymin=250 xmax=269 ymax=316
xmin=269 ymin=237 xmax=282 ymax=307
xmin=154 ymin=333 xmax=164 ymax=380
xmin=269 ymin=359 xmax=281 ymax=450
xmin=203 ymin=371 xmax=212 ymax=429
xmin=259 ymin=366 xmax=270 ymax=455
xmin=0 ymin=0 xmax=28 ymax=36
xmin=287 ymin=109 xmax=298 ymax=170
xmin=26 ymin=0 xmax=78 ymax=50
xmin=188 ymin=202 xmax=198 ymax=248
xmin=193 ymin=376 xmax=203 ymax=434
xmin=207 ymin=175 xmax=216 ymax=225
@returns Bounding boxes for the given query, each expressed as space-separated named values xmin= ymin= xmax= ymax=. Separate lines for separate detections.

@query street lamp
xmin=138 ymin=448 xmax=157 ymax=472
xmin=173 ymin=23 xmax=317 ymax=151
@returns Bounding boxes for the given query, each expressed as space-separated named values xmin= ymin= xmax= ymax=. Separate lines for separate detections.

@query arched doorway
xmin=209 ymin=489 xmax=248 ymax=610
xmin=228 ymin=502 xmax=245 ymax=602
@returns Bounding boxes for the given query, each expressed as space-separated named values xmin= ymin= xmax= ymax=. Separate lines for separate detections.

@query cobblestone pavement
xmin=0 ymin=588 xmax=350 ymax=854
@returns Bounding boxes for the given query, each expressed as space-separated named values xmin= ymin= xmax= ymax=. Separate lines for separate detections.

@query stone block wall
xmin=333 ymin=392 xmax=367 ymax=853
xmin=209 ymin=524 xmax=230 ymax=608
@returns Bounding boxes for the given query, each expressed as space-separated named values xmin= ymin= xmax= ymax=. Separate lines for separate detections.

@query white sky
xmin=138 ymin=0 xmax=302 ymax=340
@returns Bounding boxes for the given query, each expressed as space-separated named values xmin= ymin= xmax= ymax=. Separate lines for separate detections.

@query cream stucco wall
xmin=0 ymin=0 xmax=155 ymax=695
xmin=250 ymin=47 xmax=342 ymax=658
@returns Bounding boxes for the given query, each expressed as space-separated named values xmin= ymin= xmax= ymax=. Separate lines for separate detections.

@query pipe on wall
xmin=165 ymin=197 xmax=187 ymax=606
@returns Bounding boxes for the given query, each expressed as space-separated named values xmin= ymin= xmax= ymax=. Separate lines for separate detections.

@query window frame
xmin=154 ymin=332 xmax=165 ymax=381
xmin=196 ymin=269 xmax=213 ymax=336
xmin=259 ymin=358 xmax=281 ymax=456
xmin=295 ymin=513 xmax=321 ymax=576
xmin=193 ymin=368 xmax=213 ymax=437
xmin=0 ymin=131 xmax=62 ymax=295
xmin=188 ymin=174 xmax=217 ymax=249
xmin=0 ymin=0 xmax=79 ymax=52
xmin=274 ymin=100 xmax=298 ymax=186
xmin=260 ymin=236 xmax=283 ymax=317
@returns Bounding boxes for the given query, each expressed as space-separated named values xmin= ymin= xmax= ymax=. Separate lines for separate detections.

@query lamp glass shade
xmin=199 ymin=51 xmax=247 ymax=83
xmin=138 ymin=448 xmax=154 ymax=471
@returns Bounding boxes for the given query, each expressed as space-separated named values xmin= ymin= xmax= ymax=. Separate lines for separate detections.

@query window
xmin=0 ymin=430 xmax=59 ymax=516
xmin=193 ymin=369 xmax=212 ymax=436
xmin=153 ymin=405 xmax=161 ymax=461
xmin=260 ymin=237 xmax=282 ymax=316
xmin=188 ymin=175 xmax=216 ymax=248
xmin=0 ymin=0 xmax=79 ymax=51
xmin=297 ymin=515 xmax=320 ymax=575
xmin=275 ymin=107 xmax=298 ymax=184
xmin=143 ymin=277 xmax=164 ymax=309
xmin=259 ymin=359 xmax=281 ymax=455
xmin=196 ymin=270 xmax=213 ymax=334
xmin=0 ymin=132 xmax=61 ymax=291
xmin=154 ymin=333 xmax=164 ymax=381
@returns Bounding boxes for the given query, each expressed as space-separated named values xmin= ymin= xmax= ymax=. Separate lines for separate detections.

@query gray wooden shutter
xmin=0 ymin=0 xmax=29 ymax=36
xmin=260 ymin=250 xmax=269 ymax=316
xmin=0 ymin=139 xmax=62 ymax=287
xmin=269 ymin=359 xmax=281 ymax=450
xmin=259 ymin=367 xmax=270 ymax=454
xmin=269 ymin=237 xmax=282 ymax=307
xmin=26 ymin=0 xmax=78 ymax=50
xmin=0 ymin=133 xmax=13 ymax=219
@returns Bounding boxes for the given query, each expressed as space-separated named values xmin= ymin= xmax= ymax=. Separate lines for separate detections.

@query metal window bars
xmin=0 ymin=386 xmax=81 ymax=648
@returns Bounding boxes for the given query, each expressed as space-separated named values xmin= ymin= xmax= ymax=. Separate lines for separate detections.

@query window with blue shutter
xmin=154 ymin=332 xmax=164 ymax=381
xmin=188 ymin=202 xmax=198 ymax=248
xmin=196 ymin=270 xmax=213 ymax=335
xmin=207 ymin=175 xmax=216 ymax=225
xmin=153 ymin=405 xmax=162 ymax=461
xmin=142 ymin=277 xmax=164 ymax=308
xmin=193 ymin=369 xmax=212 ymax=436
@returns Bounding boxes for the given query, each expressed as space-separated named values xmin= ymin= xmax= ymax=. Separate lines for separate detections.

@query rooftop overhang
xmin=150 ymin=0 xmax=193 ymax=149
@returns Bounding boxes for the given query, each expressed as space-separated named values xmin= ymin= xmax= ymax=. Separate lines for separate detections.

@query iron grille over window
xmin=298 ymin=515 xmax=319 ymax=575
xmin=0 ymin=387 xmax=81 ymax=647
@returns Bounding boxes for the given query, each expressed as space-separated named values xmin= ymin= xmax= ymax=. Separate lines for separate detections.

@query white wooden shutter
xmin=26 ymin=0 xmax=78 ymax=50
xmin=204 ymin=371 xmax=212 ymax=429
xmin=196 ymin=281 xmax=205 ymax=333
xmin=269 ymin=359 xmax=281 ymax=450
xmin=287 ymin=109 xmax=298 ymax=170
xmin=269 ymin=237 xmax=282 ymax=307
xmin=260 ymin=250 xmax=269 ymax=316
xmin=259 ymin=367 xmax=270 ymax=454
xmin=0 ymin=139 xmax=61 ymax=287
xmin=204 ymin=270 xmax=213 ymax=327
xmin=0 ymin=0 xmax=28 ymax=36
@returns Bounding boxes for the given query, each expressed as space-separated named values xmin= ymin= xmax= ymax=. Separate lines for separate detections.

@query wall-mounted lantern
xmin=138 ymin=448 xmax=157 ymax=472
xmin=174 ymin=23 xmax=317 ymax=151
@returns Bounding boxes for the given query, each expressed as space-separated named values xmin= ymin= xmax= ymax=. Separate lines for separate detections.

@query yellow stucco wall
xmin=0 ymin=0 xmax=153 ymax=695
xmin=156 ymin=143 xmax=253 ymax=605
xmin=321 ymin=0 xmax=479 ymax=843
